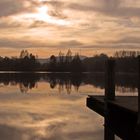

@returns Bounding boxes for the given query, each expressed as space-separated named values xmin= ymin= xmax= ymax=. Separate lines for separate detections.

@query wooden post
xmin=138 ymin=56 xmax=140 ymax=123
xmin=104 ymin=119 xmax=115 ymax=140
xmin=136 ymin=56 xmax=140 ymax=137
xmin=104 ymin=58 xmax=115 ymax=140
xmin=105 ymin=58 xmax=115 ymax=101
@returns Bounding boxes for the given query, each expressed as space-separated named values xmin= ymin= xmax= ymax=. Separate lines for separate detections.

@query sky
xmin=0 ymin=0 xmax=140 ymax=58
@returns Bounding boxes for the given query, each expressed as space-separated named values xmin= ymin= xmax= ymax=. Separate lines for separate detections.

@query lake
xmin=0 ymin=72 xmax=138 ymax=140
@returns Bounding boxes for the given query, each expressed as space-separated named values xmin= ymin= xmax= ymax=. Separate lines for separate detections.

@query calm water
xmin=0 ymin=72 xmax=138 ymax=140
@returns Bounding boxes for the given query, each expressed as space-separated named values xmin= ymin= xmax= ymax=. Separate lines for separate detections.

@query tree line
xmin=44 ymin=49 xmax=84 ymax=72
xmin=83 ymin=51 xmax=140 ymax=73
xmin=0 ymin=49 xmax=139 ymax=73
xmin=0 ymin=50 xmax=40 ymax=71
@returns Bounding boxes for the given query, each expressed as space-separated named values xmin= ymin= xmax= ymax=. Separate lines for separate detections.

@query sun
xmin=35 ymin=6 xmax=49 ymax=21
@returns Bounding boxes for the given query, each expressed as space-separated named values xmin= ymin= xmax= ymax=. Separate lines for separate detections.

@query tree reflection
xmin=46 ymin=73 xmax=83 ymax=94
xmin=0 ymin=73 xmax=138 ymax=94
xmin=0 ymin=73 xmax=40 ymax=93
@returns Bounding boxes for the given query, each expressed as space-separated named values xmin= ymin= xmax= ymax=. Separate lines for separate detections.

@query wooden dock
xmin=86 ymin=58 xmax=140 ymax=140
xmin=87 ymin=95 xmax=139 ymax=140
xmin=87 ymin=95 xmax=138 ymax=115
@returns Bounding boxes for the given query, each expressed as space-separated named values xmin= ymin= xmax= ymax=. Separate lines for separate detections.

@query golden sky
xmin=0 ymin=0 xmax=140 ymax=57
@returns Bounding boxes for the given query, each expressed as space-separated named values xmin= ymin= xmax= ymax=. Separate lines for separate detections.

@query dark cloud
xmin=0 ymin=38 xmax=53 ymax=49
xmin=0 ymin=20 xmax=22 ymax=28
xmin=0 ymin=38 xmax=83 ymax=49
xmin=97 ymin=36 xmax=140 ymax=44
xmin=48 ymin=10 xmax=67 ymax=19
xmin=0 ymin=124 xmax=23 ymax=140
xmin=0 ymin=0 xmax=35 ymax=17
xmin=81 ymin=44 xmax=140 ymax=49
xmin=59 ymin=40 xmax=83 ymax=48
xmin=1 ymin=37 xmax=140 ymax=51
xmin=115 ymin=36 xmax=140 ymax=44
xmin=101 ymin=6 xmax=140 ymax=18
xmin=29 ymin=20 xmax=48 ymax=28
xmin=66 ymin=0 xmax=140 ymax=18
xmin=0 ymin=0 xmax=22 ymax=17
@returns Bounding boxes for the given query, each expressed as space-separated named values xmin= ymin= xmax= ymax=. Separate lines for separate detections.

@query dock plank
xmin=88 ymin=95 xmax=138 ymax=114
xmin=109 ymin=96 xmax=138 ymax=113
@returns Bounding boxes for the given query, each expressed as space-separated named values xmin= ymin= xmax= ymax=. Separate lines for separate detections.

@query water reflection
xmin=0 ymin=73 xmax=39 ymax=93
xmin=0 ymin=72 xmax=135 ymax=140
xmin=0 ymin=73 xmax=138 ymax=94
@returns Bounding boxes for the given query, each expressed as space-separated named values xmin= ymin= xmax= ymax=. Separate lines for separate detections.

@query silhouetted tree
xmin=58 ymin=51 xmax=65 ymax=71
xmin=113 ymin=51 xmax=139 ymax=73
xmin=65 ymin=49 xmax=72 ymax=71
xmin=83 ymin=53 xmax=108 ymax=72
xmin=20 ymin=50 xmax=29 ymax=58
xmin=0 ymin=50 xmax=40 ymax=71
xmin=71 ymin=53 xmax=83 ymax=72
xmin=48 ymin=55 xmax=57 ymax=71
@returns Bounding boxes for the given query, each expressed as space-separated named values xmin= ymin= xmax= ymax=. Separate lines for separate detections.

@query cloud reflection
xmin=0 ymin=94 xmax=103 ymax=140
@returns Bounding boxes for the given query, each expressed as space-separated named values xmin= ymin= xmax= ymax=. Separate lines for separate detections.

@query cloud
xmin=48 ymin=10 xmax=67 ymax=19
xmin=0 ymin=0 xmax=35 ymax=17
xmin=0 ymin=18 xmax=22 ymax=28
xmin=0 ymin=0 xmax=139 ymax=57
xmin=0 ymin=124 xmax=24 ymax=140
xmin=42 ymin=1 xmax=67 ymax=19
xmin=114 ymin=36 xmax=140 ymax=44
xmin=29 ymin=20 xmax=48 ymax=28
xmin=0 ymin=37 xmax=56 ymax=50
xmin=0 ymin=37 xmax=84 ymax=50
xmin=59 ymin=40 xmax=83 ymax=48
xmin=95 ymin=35 xmax=140 ymax=45
xmin=66 ymin=0 xmax=140 ymax=18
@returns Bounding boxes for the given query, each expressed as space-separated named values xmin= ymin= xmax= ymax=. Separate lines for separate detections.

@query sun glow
xmin=14 ymin=5 xmax=71 ymax=26
xmin=35 ymin=6 xmax=71 ymax=26
xmin=36 ymin=6 xmax=49 ymax=21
